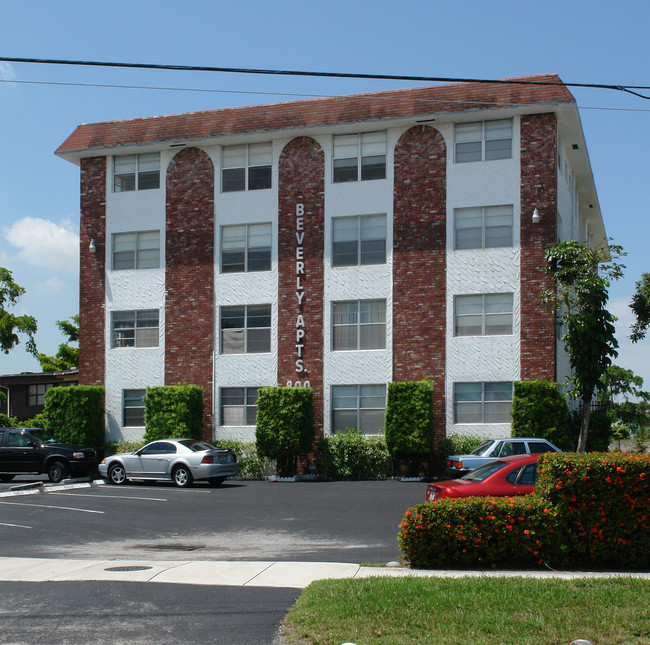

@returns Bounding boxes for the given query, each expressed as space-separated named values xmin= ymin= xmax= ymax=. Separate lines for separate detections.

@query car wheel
xmin=208 ymin=477 xmax=226 ymax=487
xmin=107 ymin=463 xmax=127 ymax=485
xmin=172 ymin=465 xmax=193 ymax=488
xmin=47 ymin=460 xmax=69 ymax=483
xmin=0 ymin=474 xmax=15 ymax=482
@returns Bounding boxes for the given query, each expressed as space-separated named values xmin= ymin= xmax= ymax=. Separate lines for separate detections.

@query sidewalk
xmin=0 ymin=557 xmax=647 ymax=589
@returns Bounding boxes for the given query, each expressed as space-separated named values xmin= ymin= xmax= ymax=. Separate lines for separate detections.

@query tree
xmin=0 ymin=267 xmax=37 ymax=356
xmin=540 ymin=241 xmax=624 ymax=452
xmin=630 ymin=272 xmax=650 ymax=343
xmin=36 ymin=315 xmax=79 ymax=371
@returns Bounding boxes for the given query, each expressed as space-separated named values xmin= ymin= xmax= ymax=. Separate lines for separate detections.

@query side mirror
xmin=27 ymin=441 xmax=38 ymax=448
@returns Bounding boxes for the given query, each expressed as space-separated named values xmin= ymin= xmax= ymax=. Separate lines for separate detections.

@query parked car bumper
xmin=192 ymin=462 xmax=239 ymax=480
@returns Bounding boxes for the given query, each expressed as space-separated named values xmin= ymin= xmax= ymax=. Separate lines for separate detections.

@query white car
xmin=99 ymin=439 xmax=239 ymax=487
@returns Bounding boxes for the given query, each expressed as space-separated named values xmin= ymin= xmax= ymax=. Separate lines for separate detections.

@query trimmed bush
xmin=215 ymin=440 xmax=275 ymax=479
xmin=385 ymin=381 xmax=434 ymax=473
xmin=18 ymin=413 xmax=49 ymax=430
xmin=511 ymin=380 xmax=570 ymax=449
xmin=143 ymin=384 xmax=203 ymax=442
xmin=43 ymin=385 xmax=105 ymax=450
xmin=316 ymin=430 xmax=392 ymax=480
xmin=256 ymin=387 xmax=314 ymax=477
xmin=0 ymin=413 xmax=16 ymax=427
xmin=536 ymin=451 xmax=650 ymax=567
xmin=432 ymin=433 xmax=486 ymax=476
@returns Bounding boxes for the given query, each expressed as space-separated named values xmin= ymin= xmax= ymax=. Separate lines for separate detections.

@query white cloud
xmin=4 ymin=217 xmax=79 ymax=274
xmin=0 ymin=62 xmax=16 ymax=85
xmin=36 ymin=276 xmax=66 ymax=294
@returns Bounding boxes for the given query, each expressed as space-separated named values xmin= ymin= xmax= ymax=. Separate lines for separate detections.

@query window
xmin=113 ymin=153 xmax=160 ymax=192
xmin=454 ymin=205 xmax=513 ymax=250
xmin=332 ymin=300 xmax=386 ymax=351
xmin=123 ymin=389 xmax=145 ymax=426
xmin=112 ymin=231 xmax=160 ymax=270
xmin=139 ymin=442 xmax=176 ymax=455
xmin=221 ymin=223 xmax=272 ymax=273
xmin=27 ymin=383 xmax=53 ymax=406
xmin=111 ymin=310 xmax=159 ymax=348
xmin=220 ymin=305 xmax=271 ymax=354
xmin=333 ymin=132 xmax=386 ymax=183
xmin=332 ymin=214 xmax=387 ymax=267
xmin=222 ymin=142 xmax=272 ymax=192
xmin=220 ymin=387 xmax=259 ymax=426
xmin=454 ymin=382 xmax=513 ymax=424
xmin=332 ymin=384 xmax=386 ymax=434
xmin=454 ymin=293 xmax=513 ymax=336
xmin=454 ymin=119 xmax=512 ymax=163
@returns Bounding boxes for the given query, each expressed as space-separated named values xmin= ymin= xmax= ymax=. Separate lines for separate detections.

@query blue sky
xmin=1 ymin=0 xmax=649 ymax=389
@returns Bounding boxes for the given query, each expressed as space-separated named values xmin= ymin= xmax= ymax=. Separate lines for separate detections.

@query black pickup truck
xmin=0 ymin=427 xmax=98 ymax=483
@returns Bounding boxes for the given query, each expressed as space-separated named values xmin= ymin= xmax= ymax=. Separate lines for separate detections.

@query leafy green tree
xmin=36 ymin=315 xmax=79 ymax=371
xmin=630 ymin=272 xmax=650 ymax=343
xmin=0 ymin=267 xmax=37 ymax=356
xmin=540 ymin=241 xmax=624 ymax=452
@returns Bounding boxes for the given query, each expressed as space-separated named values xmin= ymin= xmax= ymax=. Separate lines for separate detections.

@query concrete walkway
xmin=0 ymin=557 xmax=647 ymax=589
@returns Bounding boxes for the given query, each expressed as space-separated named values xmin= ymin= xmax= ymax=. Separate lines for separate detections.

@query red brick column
xmin=520 ymin=113 xmax=557 ymax=381
xmin=165 ymin=148 xmax=215 ymax=438
xmin=393 ymin=125 xmax=447 ymax=440
xmin=277 ymin=137 xmax=325 ymax=437
xmin=79 ymin=157 xmax=107 ymax=386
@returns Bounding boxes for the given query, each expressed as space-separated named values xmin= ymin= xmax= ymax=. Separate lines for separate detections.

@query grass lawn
xmin=280 ymin=576 xmax=649 ymax=645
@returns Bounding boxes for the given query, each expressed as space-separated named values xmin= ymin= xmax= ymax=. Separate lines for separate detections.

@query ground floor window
xmin=331 ymin=384 xmax=386 ymax=434
xmin=27 ymin=383 xmax=54 ymax=406
xmin=454 ymin=381 xmax=512 ymax=424
xmin=123 ymin=389 xmax=146 ymax=427
xmin=220 ymin=387 xmax=259 ymax=426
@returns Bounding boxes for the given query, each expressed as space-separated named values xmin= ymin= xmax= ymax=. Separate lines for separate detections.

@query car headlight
xmin=72 ymin=451 xmax=85 ymax=460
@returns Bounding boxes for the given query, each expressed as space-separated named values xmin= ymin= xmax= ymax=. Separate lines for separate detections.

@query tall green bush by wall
xmin=143 ymin=384 xmax=203 ymax=442
xmin=316 ymin=430 xmax=392 ymax=480
xmin=511 ymin=380 xmax=571 ymax=448
xmin=43 ymin=385 xmax=105 ymax=450
xmin=255 ymin=386 xmax=314 ymax=477
xmin=385 ymin=381 xmax=434 ymax=472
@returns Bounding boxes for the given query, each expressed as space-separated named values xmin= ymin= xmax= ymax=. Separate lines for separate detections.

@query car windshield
xmin=461 ymin=460 xmax=508 ymax=482
xmin=28 ymin=428 xmax=57 ymax=444
xmin=470 ymin=441 xmax=494 ymax=456
xmin=177 ymin=440 xmax=216 ymax=452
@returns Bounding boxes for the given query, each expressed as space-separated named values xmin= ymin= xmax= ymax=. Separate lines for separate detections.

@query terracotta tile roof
xmin=56 ymin=73 xmax=574 ymax=155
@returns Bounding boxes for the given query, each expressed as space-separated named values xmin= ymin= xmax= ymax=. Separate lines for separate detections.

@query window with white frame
xmin=454 ymin=293 xmax=513 ymax=336
xmin=221 ymin=223 xmax=272 ymax=273
xmin=27 ymin=383 xmax=53 ymax=406
xmin=332 ymin=300 xmax=386 ymax=351
xmin=331 ymin=384 xmax=386 ymax=434
xmin=333 ymin=132 xmax=386 ymax=183
xmin=222 ymin=142 xmax=272 ymax=192
xmin=220 ymin=305 xmax=271 ymax=354
xmin=113 ymin=153 xmax=160 ymax=192
xmin=454 ymin=382 xmax=513 ymax=424
xmin=454 ymin=205 xmax=513 ymax=250
xmin=332 ymin=214 xmax=387 ymax=267
xmin=111 ymin=310 xmax=159 ymax=348
xmin=220 ymin=387 xmax=259 ymax=426
xmin=454 ymin=119 xmax=512 ymax=163
xmin=123 ymin=389 xmax=146 ymax=426
xmin=112 ymin=231 xmax=160 ymax=270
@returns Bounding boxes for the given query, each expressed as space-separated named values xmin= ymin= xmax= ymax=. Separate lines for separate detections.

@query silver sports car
xmin=99 ymin=439 xmax=239 ymax=487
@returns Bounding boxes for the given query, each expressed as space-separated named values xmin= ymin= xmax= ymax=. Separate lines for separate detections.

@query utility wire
xmin=1 ymin=56 xmax=649 ymax=100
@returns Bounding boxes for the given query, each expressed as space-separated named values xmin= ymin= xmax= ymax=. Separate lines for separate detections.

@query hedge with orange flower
xmin=398 ymin=452 xmax=650 ymax=569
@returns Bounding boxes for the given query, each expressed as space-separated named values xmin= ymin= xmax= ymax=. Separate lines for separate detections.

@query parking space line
xmin=0 ymin=522 xmax=31 ymax=529
xmin=49 ymin=492 xmax=167 ymax=501
xmin=0 ymin=500 xmax=104 ymax=514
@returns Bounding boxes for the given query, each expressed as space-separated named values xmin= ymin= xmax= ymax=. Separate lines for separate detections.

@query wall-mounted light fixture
xmin=532 ymin=208 xmax=541 ymax=224
xmin=89 ymin=239 xmax=96 ymax=253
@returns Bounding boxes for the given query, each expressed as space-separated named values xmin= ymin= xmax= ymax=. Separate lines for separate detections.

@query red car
xmin=426 ymin=453 xmax=540 ymax=502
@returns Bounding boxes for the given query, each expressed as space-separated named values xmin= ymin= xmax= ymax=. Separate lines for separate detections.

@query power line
xmin=1 ymin=55 xmax=649 ymax=100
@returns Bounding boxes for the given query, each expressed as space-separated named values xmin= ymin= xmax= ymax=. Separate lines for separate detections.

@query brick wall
xmin=520 ymin=113 xmax=557 ymax=381
xmin=165 ymin=148 xmax=215 ymax=438
xmin=78 ymin=157 xmax=107 ymax=386
xmin=393 ymin=126 xmax=447 ymax=440
xmin=277 ymin=137 xmax=325 ymax=437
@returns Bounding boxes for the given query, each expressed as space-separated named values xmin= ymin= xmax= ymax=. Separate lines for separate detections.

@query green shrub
xmin=19 ymin=413 xmax=49 ymax=430
xmin=105 ymin=440 xmax=146 ymax=456
xmin=432 ymin=433 xmax=487 ymax=476
xmin=511 ymin=380 xmax=571 ymax=449
xmin=316 ymin=430 xmax=392 ymax=480
xmin=536 ymin=451 xmax=650 ymax=567
xmin=143 ymin=384 xmax=203 ymax=442
xmin=43 ymin=385 xmax=105 ymax=450
xmin=385 ymin=381 xmax=434 ymax=473
xmin=586 ymin=409 xmax=613 ymax=452
xmin=215 ymin=440 xmax=275 ymax=479
xmin=0 ymin=413 xmax=17 ymax=427
xmin=255 ymin=387 xmax=314 ymax=477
